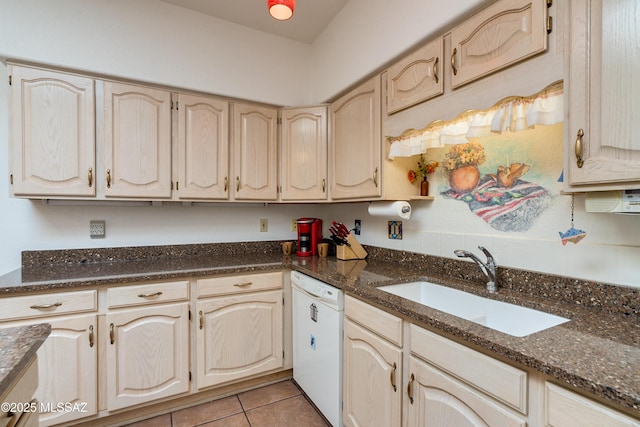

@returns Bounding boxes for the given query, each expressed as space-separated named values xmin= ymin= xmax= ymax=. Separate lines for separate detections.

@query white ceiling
xmin=159 ymin=0 xmax=351 ymax=44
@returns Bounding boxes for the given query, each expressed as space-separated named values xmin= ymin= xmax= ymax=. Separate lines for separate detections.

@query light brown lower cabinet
xmin=0 ymin=291 xmax=98 ymax=427
xmin=406 ymin=356 xmax=525 ymax=426
xmin=195 ymin=272 xmax=284 ymax=390
xmin=344 ymin=296 xmax=639 ymax=427
xmin=105 ymin=302 xmax=190 ymax=411
xmin=36 ymin=315 xmax=98 ymax=426
xmin=343 ymin=295 xmax=403 ymax=427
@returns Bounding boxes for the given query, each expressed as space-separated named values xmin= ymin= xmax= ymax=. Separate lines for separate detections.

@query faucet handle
xmin=478 ymin=246 xmax=495 ymax=263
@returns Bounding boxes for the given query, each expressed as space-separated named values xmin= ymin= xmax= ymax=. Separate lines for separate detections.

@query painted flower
xmin=442 ymin=141 xmax=486 ymax=171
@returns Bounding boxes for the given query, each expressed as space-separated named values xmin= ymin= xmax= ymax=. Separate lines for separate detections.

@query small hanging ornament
xmin=559 ymin=194 xmax=587 ymax=245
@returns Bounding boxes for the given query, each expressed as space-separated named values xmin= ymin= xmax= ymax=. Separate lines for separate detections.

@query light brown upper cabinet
xmin=330 ymin=75 xmax=382 ymax=200
xmin=386 ymin=38 xmax=444 ymax=115
xmin=103 ymin=81 xmax=172 ymax=198
xmin=232 ymin=103 xmax=278 ymax=201
xmin=280 ymin=106 xmax=328 ymax=201
xmin=175 ymin=93 xmax=230 ymax=200
xmin=564 ymin=0 xmax=640 ymax=190
xmin=9 ymin=64 xmax=96 ymax=197
xmin=449 ymin=0 xmax=548 ymax=89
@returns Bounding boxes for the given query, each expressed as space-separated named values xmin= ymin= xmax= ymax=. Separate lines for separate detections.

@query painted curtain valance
xmin=387 ymin=81 xmax=564 ymax=159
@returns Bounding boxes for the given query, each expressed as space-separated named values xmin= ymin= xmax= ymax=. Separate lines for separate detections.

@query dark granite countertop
xmin=0 ymin=242 xmax=638 ymax=418
xmin=0 ymin=323 xmax=50 ymax=397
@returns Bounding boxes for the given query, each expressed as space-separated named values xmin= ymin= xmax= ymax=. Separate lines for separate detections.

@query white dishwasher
xmin=291 ymin=271 xmax=344 ymax=427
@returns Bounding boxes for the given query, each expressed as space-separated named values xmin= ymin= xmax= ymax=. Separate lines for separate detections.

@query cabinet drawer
xmin=107 ymin=281 xmax=189 ymax=308
xmin=345 ymin=295 xmax=403 ymax=347
xmin=410 ymin=324 xmax=527 ymax=414
xmin=546 ymin=382 xmax=640 ymax=427
xmin=0 ymin=290 xmax=97 ymax=322
xmin=197 ymin=271 xmax=283 ymax=298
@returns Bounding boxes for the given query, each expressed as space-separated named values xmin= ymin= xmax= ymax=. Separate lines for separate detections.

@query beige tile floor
xmin=125 ymin=380 xmax=330 ymax=427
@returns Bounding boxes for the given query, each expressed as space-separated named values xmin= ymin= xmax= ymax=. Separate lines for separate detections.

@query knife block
xmin=336 ymin=234 xmax=368 ymax=260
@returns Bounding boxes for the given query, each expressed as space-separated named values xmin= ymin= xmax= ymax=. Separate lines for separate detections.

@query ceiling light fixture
xmin=268 ymin=0 xmax=295 ymax=20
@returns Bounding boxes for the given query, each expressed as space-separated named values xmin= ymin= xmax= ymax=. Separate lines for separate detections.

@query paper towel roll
xmin=367 ymin=201 xmax=412 ymax=219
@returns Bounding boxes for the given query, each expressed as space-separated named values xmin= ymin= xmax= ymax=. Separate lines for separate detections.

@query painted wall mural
xmin=389 ymin=81 xmax=565 ymax=234
xmin=437 ymin=126 xmax=560 ymax=232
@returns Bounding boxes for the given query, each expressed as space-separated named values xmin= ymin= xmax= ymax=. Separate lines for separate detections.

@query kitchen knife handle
xmin=575 ymin=128 xmax=584 ymax=168
xmin=407 ymin=373 xmax=415 ymax=404
xmin=89 ymin=324 xmax=94 ymax=348
xmin=451 ymin=48 xmax=458 ymax=76
xmin=109 ymin=323 xmax=115 ymax=345
xmin=373 ymin=167 xmax=378 ymax=187
xmin=88 ymin=168 xmax=93 ymax=188
xmin=390 ymin=362 xmax=397 ymax=391
xmin=433 ymin=57 xmax=439 ymax=84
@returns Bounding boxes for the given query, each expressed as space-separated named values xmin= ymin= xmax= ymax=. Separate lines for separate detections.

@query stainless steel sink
xmin=378 ymin=281 xmax=569 ymax=337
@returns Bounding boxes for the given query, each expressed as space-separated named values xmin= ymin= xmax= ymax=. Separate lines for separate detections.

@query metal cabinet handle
xmin=390 ymin=362 xmax=397 ymax=392
xmin=373 ymin=167 xmax=378 ymax=187
xmin=322 ymin=178 xmax=326 ymax=193
xmin=199 ymin=310 xmax=203 ymax=330
xmin=224 ymin=176 xmax=228 ymax=192
xmin=233 ymin=281 xmax=253 ymax=287
xmin=433 ymin=57 xmax=439 ymax=84
xmin=575 ymin=128 xmax=584 ymax=168
xmin=88 ymin=168 xmax=93 ymax=188
xmin=451 ymin=48 xmax=458 ymax=76
xmin=236 ymin=176 xmax=240 ymax=192
xmin=30 ymin=302 xmax=62 ymax=310
xmin=407 ymin=373 xmax=415 ymax=404
xmin=138 ymin=291 xmax=163 ymax=298
xmin=109 ymin=323 xmax=115 ymax=345
xmin=106 ymin=169 xmax=111 ymax=188
xmin=89 ymin=324 xmax=94 ymax=348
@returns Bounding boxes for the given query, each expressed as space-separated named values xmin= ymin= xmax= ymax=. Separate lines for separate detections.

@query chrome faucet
xmin=454 ymin=246 xmax=497 ymax=293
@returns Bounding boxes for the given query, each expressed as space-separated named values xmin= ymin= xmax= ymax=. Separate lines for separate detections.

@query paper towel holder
xmin=367 ymin=201 xmax=411 ymax=213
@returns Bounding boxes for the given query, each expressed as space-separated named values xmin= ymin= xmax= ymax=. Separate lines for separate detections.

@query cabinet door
xmin=176 ymin=93 xmax=229 ymax=200
xmin=387 ymin=38 xmax=444 ymax=114
xmin=565 ymin=0 xmax=640 ymax=189
xmin=280 ymin=106 xmax=328 ymax=201
xmin=343 ymin=319 xmax=401 ymax=427
xmin=34 ymin=314 xmax=97 ymax=427
xmin=103 ymin=81 xmax=172 ymax=198
xmin=449 ymin=0 xmax=548 ymax=88
xmin=10 ymin=65 xmax=96 ymax=197
xmin=407 ymin=356 xmax=526 ymax=427
xmin=196 ymin=290 xmax=283 ymax=389
xmin=330 ymin=75 xmax=382 ymax=200
xmin=106 ymin=303 xmax=189 ymax=410
xmin=232 ymin=103 xmax=278 ymax=200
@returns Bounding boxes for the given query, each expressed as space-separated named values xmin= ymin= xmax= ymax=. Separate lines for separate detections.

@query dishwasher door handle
xmin=293 ymin=284 xmax=323 ymax=300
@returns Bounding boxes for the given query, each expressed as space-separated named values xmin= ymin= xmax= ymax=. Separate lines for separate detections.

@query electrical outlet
xmin=90 ymin=220 xmax=105 ymax=238
xmin=388 ymin=221 xmax=402 ymax=240
xmin=291 ymin=219 xmax=297 ymax=231
xmin=354 ymin=219 xmax=361 ymax=235
xmin=259 ymin=218 xmax=268 ymax=232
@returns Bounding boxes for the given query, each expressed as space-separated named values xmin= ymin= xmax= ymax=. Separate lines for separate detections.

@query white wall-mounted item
xmin=368 ymin=201 xmax=412 ymax=220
